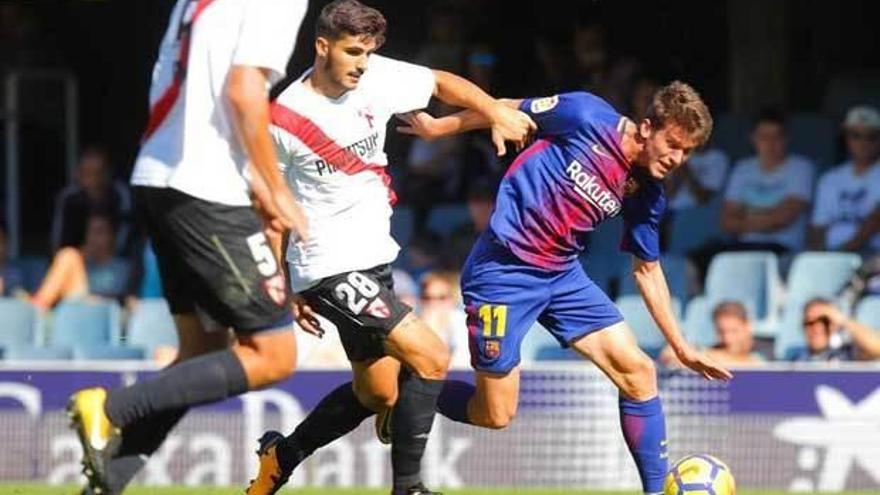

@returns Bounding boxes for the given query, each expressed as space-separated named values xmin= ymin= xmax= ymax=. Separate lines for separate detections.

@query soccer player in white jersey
xmin=67 ymin=1 xmax=308 ymax=494
xmin=245 ymin=2 xmax=535 ymax=494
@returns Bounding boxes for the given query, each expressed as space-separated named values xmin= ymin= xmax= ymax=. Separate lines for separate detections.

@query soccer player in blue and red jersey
xmin=398 ymin=82 xmax=733 ymax=495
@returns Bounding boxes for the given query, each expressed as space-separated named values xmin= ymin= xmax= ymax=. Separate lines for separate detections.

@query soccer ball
xmin=664 ymin=454 xmax=736 ymax=495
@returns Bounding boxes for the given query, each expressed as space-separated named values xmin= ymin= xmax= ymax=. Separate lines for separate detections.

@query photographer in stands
xmin=791 ymin=298 xmax=880 ymax=361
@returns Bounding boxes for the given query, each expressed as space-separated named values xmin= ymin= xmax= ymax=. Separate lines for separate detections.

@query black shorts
xmin=300 ymin=264 xmax=411 ymax=362
xmin=134 ymin=186 xmax=292 ymax=333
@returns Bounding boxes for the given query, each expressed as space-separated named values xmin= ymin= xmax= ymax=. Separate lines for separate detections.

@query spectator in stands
xmin=417 ymin=271 xmax=469 ymax=367
xmin=392 ymin=268 xmax=418 ymax=309
xmin=666 ymin=148 xmax=730 ymax=211
xmin=810 ymin=105 xmax=880 ymax=253
xmin=50 ymin=146 xmax=131 ymax=253
xmin=0 ymin=222 xmax=25 ymax=297
xmin=791 ymin=298 xmax=880 ymax=362
xmin=660 ymin=301 xmax=763 ymax=367
xmin=721 ymin=108 xmax=815 ymax=253
xmin=31 ymin=213 xmax=130 ymax=310
xmin=444 ymin=180 xmax=496 ymax=268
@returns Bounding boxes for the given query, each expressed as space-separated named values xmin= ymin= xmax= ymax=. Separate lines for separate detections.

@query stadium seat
xmin=616 ymin=294 xmax=682 ymax=356
xmin=0 ymin=299 xmax=39 ymax=348
xmin=520 ymin=323 xmax=561 ymax=363
xmin=49 ymin=300 xmax=120 ymax=348
xmin=3 ymin=345 xmax=72 ymax=361
xmin=534 ymin=344 xmax=581 ymax=361
xmin=786 ymin=252 xmax=861 ymax=303
xmin=667 ymin=201 xmax=728 ymax=256
xmin=126 ymin=298 xmax=178 ymax=354
xmin=73 ymin=345 xmax=145 ymax=361
xmin=582 ymin=216 xmax=628 ymax=295
xmin=618 ymin=255 xmax=693 ymax=304
xmin=855 ymin=296 xmax=880 ymax=330
xmin=682 ymin=295 xmax=716 ymax=348
xmin=704 ymin=251 xmax=783 ymax=337
xmin=390 ymin=206 xmax=414 ymax=249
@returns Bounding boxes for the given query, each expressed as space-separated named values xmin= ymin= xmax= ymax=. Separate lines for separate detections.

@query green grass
xmin=0 ymin=487 xmax=875 ymax=495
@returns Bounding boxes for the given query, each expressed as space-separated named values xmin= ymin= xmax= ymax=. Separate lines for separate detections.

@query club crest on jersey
xmin=484 ymin=340 xmax=501 ymax=361
xmin=365 ymin=297 xmax=391 ymax=319
xmin=358 ymin=107 xmax=375 ymax=129
xmin=262 ymin=274 xmax=288 ymax=307
xmin=530 ymin=95 xmax=559 ymax=114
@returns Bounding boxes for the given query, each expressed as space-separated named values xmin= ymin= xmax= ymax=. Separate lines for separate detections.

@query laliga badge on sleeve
xmin=530 ymin=95 xmax=559 ymax=114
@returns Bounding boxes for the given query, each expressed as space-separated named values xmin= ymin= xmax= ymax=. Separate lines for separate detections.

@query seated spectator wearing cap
xmin=0 ymin=222 xmax=25 ymax=297
xmin=721 ymin=108 xmax=815 ymax=253
xmin=809 ymin=105 xmax=880 ymax=253
xmin=660 ymin=300 xmax=763 ymax=368
xmin=31 ymin=213 xmax=131 ymax=310
xmin=790 ymin=298 xmax=880 ymax=362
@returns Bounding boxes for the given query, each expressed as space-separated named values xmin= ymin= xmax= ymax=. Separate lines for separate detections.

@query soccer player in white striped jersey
xmin=245 ymin=1 xmax=535 ymax=494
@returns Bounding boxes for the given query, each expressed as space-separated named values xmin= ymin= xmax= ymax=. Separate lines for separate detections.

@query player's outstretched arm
xmin=430 ymin=69 xmax=535 ymax=155
xmin=631 ymin=257 xmax=733 ymax=381
xmin=227 ymin=65 xmax=309 ymax=242
xmin=396 ymin=98 xmax=524 ymax=141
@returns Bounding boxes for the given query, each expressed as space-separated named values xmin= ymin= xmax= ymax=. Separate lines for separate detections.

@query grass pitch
xmin=1 ymin=487 xmax=875 ymax=495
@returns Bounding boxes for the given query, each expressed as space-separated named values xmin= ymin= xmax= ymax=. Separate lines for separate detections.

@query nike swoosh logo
xmin=591 ymin=143 xmax=611 ymax=159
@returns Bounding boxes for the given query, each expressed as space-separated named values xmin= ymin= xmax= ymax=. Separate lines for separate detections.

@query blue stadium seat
xmin=426 ymin=204 xmax=471 ymax=236
xmin=127 ymin=298 xmax=178 ymax=354
xmin=520 ymin=323 xmax=561 ymax=363
xmin=534 ymin=345 xmax=581 ymax=361
xmin=49 ymin=300 xmax=120 ymax=348
xmin=73 ymin=345 xmax=145 ymax=361
xmin=616 ymin=294 xmax=682 ymax=356
xmin=855 ymin=296 xmax=880 ymax=330
xmin=4 ymin=345 xmax=72 ymax=361
xmin=786 ymin=252 xmax=861 ymax=303
xmin=618 ymin=255 xmax=693 ymax=304
xmin=0 ymin=299 xmax=39 ymax=348
xmin=391 ymin=206 xmax=415 ymax=249
xmin=582 ymin=216 xmax=628 ymax=295
xmin=704 ymin=251 xmax=783 ymax=337
xmin=709 ymin=114 xmax=751 ymax=161
xmin=667 ymin=201 xmax=727 ymax=255
xmin=682 ymin=295 xmax=715 ymax=348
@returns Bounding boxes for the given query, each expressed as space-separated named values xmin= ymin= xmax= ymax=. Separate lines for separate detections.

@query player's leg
xmin=69 ymin=189 xmax=296 ymax=494
xmin=571 ymin=323 xmax=667 ymax=495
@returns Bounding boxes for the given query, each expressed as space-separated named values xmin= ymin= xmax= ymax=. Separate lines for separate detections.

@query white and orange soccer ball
xmin=664 ymin=454 xmax=736 ymax=495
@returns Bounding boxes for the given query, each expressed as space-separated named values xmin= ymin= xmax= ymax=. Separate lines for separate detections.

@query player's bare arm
xmin=429 ymin=71 xmax=535 ymax=155
xmin=631 ymin=256 xmax=733 ymax=381
xmin=227 ymin=65 xmax=309 ymax=242
xmin=397 ymin=98 xmax=525 ymax=141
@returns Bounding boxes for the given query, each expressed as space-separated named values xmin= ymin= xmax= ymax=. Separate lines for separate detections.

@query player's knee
xmin=255 ymin=342 xmax=297 ymax=385
xmin=620 ymin=353 xmax=657 ymax=400
xmin=415 ymin=345 xmax=450 ymax=381
xmin=483 ymin=408 xmax=515 ymax=430
xmin=355 ymin=387 xmax=398 ymax=411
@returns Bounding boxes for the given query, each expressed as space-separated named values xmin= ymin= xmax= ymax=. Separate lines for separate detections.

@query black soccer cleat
xmin=391 ymin=482 xmax=444 ymax=495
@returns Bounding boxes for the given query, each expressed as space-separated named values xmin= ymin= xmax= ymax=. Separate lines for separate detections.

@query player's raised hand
xmin=488 ymin=104 xmax=537 ymax=156
xmin=292 ymin=294 xmax=324 ymax=338
xmin=395 ymin=111 xmax=444 ymax=140
xmin=675 ymin=343 xmax=734 ymax=381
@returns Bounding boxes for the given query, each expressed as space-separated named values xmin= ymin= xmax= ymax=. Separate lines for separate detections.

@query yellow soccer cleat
xmin=375 ymin=406 xmax=392 ymax=445
xmin=67 ymin=388 xmax=120 ymax=495
xmin=245 ymin=431 xmax=291 ymax=495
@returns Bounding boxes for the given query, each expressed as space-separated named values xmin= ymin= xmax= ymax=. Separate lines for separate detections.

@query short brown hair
xmin=712 ymin=300 xmax=748 ymax=322
xmin=646 ymin=81 xmax=713 ymax=146
xmin=316 ymin=0 xmax=386 ymax=47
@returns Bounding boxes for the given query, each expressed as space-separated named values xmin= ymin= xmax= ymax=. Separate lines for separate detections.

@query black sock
xmin=392 ymin=374 xmax=444 ymax=491
xmin=104 ymin=350 xmax=248 ymax=429
xmin=276 ymin=382 xmax=374 ymax=473
xmin=436 ymin=380 xmax=475 ymax=425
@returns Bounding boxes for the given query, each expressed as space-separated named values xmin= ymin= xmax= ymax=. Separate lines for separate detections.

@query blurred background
xmin=1 ymin=0 xmax=880 ymax=492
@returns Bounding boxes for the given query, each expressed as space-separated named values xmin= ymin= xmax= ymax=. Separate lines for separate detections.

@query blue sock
xmin=436 ymin=380 xmax=475 ymax=424
xmin=619 ymin=396 xmax=668 ymax=495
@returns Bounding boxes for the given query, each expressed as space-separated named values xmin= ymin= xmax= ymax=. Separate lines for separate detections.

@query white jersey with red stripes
xmin=131 ymin=0 xmax=307 ymax=206
xmin=270 ymin=54 xmax=435 ymax=290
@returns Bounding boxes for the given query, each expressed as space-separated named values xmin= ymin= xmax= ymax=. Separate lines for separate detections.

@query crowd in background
xmin=2 ymin=3 xmax=880 ymax=367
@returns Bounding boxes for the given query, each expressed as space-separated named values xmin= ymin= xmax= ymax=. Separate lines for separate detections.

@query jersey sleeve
xmin=518 ymin=92 xmax=595 ymax=139
xmin=365 ymin=55 xmax=436 ymax=115
xmin=233 ymin=0 xmax=308 ymax=84
xmin=620 ymin=178 xmax=666 ymax=262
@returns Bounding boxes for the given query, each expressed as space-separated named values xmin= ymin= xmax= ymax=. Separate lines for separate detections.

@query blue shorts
xmin=461 ymin=233 xmax=624 ymax=374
